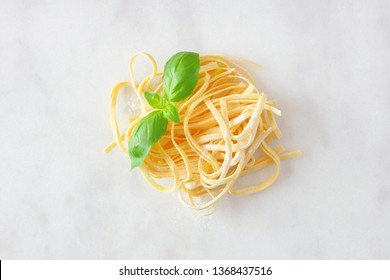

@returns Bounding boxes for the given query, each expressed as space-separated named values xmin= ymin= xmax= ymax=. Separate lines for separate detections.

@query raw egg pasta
xmin=105 ymin=52 xmax=300 ymax=214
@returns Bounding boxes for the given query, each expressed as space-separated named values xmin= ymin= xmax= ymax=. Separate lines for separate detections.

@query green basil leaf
xmin=128 ymin=110 xmax=168 ymax=169
xmin=144 ymin=92 xmax=165 ymax=109
xmin=163 ymin=51 xmax=200 ymax=102
xmin=163 ymin=103 xmax=180 ymax=124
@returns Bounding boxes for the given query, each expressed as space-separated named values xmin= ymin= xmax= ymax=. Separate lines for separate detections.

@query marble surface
xmin=1 ymin=0 xmax=389 ymax=259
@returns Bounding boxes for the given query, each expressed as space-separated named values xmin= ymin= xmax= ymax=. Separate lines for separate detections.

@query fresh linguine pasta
xmin=105 ymin=52 xmax=300 ymax=214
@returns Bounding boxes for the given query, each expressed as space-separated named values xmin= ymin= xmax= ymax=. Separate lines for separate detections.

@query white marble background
xmin=0 ymin=0 xmax=389 ymax=259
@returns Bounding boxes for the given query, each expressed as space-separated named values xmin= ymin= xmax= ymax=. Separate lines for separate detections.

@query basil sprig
xmin=128 ymin=51 xmax=200 ymax=169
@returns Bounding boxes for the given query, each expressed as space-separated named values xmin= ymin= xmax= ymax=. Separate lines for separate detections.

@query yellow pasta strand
xmin=106 ymin=52 xmax=300 ymax=212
